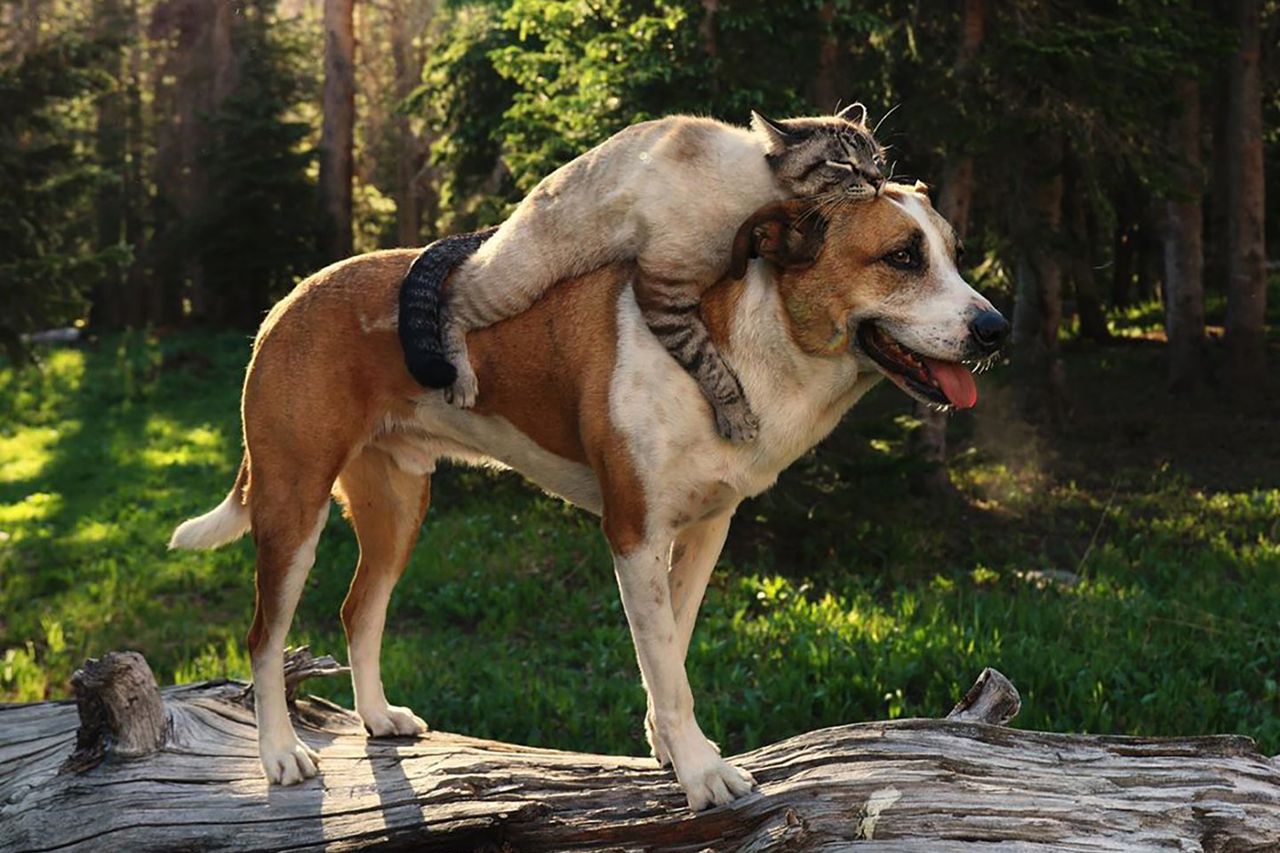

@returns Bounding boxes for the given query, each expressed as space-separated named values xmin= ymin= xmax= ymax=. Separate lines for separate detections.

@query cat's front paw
xmin=714 ymin=400 xmax=759 ymax=443
xmin=446 ymin=362 xmax=479 ymax=409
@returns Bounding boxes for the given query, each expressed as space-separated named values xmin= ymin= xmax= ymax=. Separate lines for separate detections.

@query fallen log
xmin=2 ymin=650 xmax=1278 ymax=852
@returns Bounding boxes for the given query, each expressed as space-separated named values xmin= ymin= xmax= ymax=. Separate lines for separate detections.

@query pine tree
xmin=0 ymin=35 xmax=127 ymax=364
xmin=192 ymin=1 xmax=320 ymax=327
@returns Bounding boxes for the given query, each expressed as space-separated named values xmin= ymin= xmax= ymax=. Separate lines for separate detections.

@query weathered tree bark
xmin=1224 ymin=0 xmax=1268 ymax=387
xmin=1163 ymin=75 xmax=1206 ymax=392
xmin=320 ymin=0 xmax=356 ymax=261
xmin=4 ymin=652 xmax=1279 ymax=852
xmin=1012 ymin=133 xmax=1067 ymax=423
xmin=911 ymin=0 xmax=987 ymax=495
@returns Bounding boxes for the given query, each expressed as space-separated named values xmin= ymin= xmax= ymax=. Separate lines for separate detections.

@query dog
xmin=169 ymin=182 xmax=1008 ymax=810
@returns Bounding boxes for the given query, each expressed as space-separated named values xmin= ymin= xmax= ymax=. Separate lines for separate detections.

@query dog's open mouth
xmin=855 ymin=323 xmax=978 ymax=409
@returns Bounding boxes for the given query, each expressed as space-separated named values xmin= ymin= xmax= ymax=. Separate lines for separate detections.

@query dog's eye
xmin=884 ymin=247 xmax=920 ymax=270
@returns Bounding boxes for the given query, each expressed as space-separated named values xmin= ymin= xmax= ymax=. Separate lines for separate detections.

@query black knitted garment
xmin=397 ymin=226 xmax=498 ymax=389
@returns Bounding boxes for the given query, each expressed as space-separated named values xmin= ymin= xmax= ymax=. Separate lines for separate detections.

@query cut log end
xmin=946 ymin=666 xmax=1021 ymax=725
xmin=63 ymin=650 xmax=168 ymax=773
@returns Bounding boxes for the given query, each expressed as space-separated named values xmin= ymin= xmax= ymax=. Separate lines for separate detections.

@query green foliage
xmin=416 ymin=4 xmax=521 ymax=231
xmin=0 ymin=35 xmax=128 ymax=362
xmin=2 ymin=332 xmax=1277 ymax=754
xmin=415 ymin=0 xmax=895 ymax=225
xmin=190 ymin=1 xmax=320 ymax=326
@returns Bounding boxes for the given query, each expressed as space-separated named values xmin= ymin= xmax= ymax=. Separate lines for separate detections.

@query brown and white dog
xmin=169 ymin=183 xmax=1008 ymax=810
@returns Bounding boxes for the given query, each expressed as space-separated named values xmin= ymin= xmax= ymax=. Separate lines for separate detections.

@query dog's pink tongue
xmin=924 ymin=358 xmax=978 ymax=409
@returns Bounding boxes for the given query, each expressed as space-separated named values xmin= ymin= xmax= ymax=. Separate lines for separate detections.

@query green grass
xmin=2 ymin=329 xmax=1278 ymax=757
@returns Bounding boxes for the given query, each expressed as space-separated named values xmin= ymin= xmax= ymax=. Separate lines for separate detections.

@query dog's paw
xmin=667 ymin=728 xmax=754 ymax=810
xmin=646 ymin=712 xmax=672 ymax=767
xmin=648 ymin=712 xmax=721 ymax=767
xmin=260 ymin=737 xmax=320 ymax=786
xmin=446 ymin=363 xmax=479 ymax=409
xmin=714 ymin=401 xmax=759 ymax=444
xmin=360 ymin=704 xmax=429 ymax=738
xmin=677 ymin=754 xmax=756 ymax=811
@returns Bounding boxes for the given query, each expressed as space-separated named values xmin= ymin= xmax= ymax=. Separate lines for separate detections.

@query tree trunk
xmin=390 ymin=0 xmax=426 ymax=247
xmin=1111 ymin=207 xmax=1136 ymax=307
xmin=148 ymin=0 xmax=237 ymax=327
xmin=1062 ymin=153 xmax=1110 ymax=343
xmin=1163 ymin=76 xmax=1206 ymax=392
xmin=811 ymin=1 xmax=838 ymax=112
xmin=4 ymin=651 xmax=1279 ymax=852
xmin=1205 ymin=65 xmax=1232 ymax=296
xmin=1224 ymin=0 xmax=1268 ymax=386
xmin=90 ymin=0 xmax=128 ymax=330
xmin=1012 ymin=132 xmax=1067 ymax=423
xmin=1135 ymin=197 xmax=1165 ymax=304
xmin=320 ymin=0 xmax=356 ymax=261
xmin=912 ymin=0 xmax=987 ymax=492
xmin=933 ymin=0 xmax=985 ymax=237
xmin=122 ymin=0 xmax=148 ymax=324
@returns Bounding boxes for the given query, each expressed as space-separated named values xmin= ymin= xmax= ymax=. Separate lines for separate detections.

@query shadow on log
xmin=2 ymin=649 xmax=1279 ymax=852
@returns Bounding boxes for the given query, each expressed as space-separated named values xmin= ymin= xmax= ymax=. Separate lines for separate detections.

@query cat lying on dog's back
xmin=400 ymin=104 xmax=886 ymax=442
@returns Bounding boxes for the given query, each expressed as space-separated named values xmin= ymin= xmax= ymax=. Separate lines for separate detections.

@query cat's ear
xmin=730 ymin=200 xmax=828 ymax=279
xmin=836 ymin=101 xmax=867 ymax=125
xmin=750 ymin=110 xmax=796 ymax=155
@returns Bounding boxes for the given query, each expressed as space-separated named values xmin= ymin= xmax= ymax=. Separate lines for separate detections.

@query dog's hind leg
xmin=644 ymin=512 xmax=733 ymax=768
xmin=246 ymin=473 xmax=334 ymax=786
xmin=334 ymin=446 xmax=432 ymax=737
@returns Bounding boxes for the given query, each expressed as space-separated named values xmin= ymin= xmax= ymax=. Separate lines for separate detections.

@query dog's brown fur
xmin=173 ymin=183 xmax=1001 ymax=806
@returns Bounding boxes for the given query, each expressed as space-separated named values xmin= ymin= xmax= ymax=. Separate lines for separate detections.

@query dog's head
xmin=729 ymin=183 xmax=1008 ymax=409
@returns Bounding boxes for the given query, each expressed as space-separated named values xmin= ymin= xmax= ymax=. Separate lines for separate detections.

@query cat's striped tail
xmin=398 ymin=226 xmax=499 ymax=389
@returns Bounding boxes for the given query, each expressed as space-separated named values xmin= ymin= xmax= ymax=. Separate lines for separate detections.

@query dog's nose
xmin=968 ymin=309 xmax=1010 ymax=355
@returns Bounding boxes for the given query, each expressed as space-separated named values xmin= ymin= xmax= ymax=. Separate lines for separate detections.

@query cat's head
xmin=751 ymin=102 xmax=887 ymax=199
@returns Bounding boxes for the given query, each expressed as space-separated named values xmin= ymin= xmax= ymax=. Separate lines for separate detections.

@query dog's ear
xmin=729 ymin=200 xmax=828 ymax=280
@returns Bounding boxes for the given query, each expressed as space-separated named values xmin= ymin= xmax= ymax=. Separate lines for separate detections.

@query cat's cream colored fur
xmin=442 ymin=116 xmax=789 ymax=412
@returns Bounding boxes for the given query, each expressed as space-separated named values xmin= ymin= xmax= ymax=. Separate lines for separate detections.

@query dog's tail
xmin=169 ymin=456 xmax=252 ymax=550
xmin=398 ymin=226 xmax=499 ymax=389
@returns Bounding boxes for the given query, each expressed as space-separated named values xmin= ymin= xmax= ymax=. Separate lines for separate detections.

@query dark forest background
xmin=2 ymin=0 xmax=1279 ymax=754
xmin=4 ymin=0 xmax=1279 ymax=465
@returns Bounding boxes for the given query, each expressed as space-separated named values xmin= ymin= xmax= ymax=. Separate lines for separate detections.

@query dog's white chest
xmin=607 ymin=278 xmax=876 ymax=532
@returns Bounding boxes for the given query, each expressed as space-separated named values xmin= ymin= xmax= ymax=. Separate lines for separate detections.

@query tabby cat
xmin=400 ymin=103 xmax=887 ymax=442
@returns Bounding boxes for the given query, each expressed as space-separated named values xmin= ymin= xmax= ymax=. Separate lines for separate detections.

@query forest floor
xmin=2 ymin=307 xmax=1278 ymax=756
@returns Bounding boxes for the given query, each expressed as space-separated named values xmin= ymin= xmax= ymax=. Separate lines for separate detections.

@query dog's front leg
xmin=613 ymin=533 xmax=755 ymax=810
xmin=645 ymin=512 xmax=733 ymax=767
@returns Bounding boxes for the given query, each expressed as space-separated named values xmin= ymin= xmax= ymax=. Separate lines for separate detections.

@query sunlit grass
xmin=0 ymin=330 xmax=1277 ymax=758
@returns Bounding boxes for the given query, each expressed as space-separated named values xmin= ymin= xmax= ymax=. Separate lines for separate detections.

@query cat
xmin=400 ymin=103 xmax=887 ymax=442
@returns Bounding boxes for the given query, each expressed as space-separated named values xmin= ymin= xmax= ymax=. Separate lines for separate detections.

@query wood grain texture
xmin=2 ymin=653 xmax=1278 ymax=852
